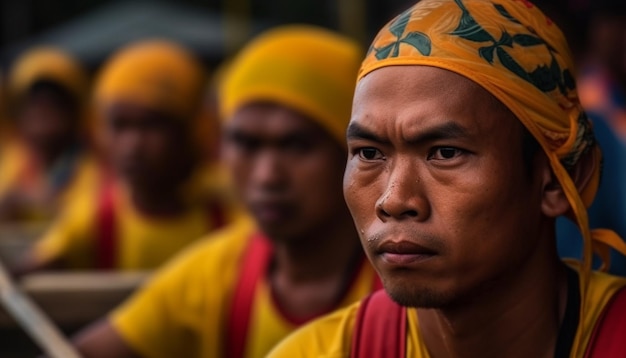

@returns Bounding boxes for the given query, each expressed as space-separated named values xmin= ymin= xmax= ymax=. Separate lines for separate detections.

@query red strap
xmin=351 ymin=289 xmax=406 ymax=358
xmin=96 ymin=175 xmax=117 ymax=269
xmin=226 ymin=233 xmax=273 ymax=358
xmin=372 ymin=275 xmax=383 ymax=291
xmin=584 ymin=286 xmax=626 ymax=357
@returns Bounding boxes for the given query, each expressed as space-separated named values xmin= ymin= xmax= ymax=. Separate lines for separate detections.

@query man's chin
xmin=256 ymin=221 xmax=303 ymax=244
xmin=384 ymin=282 xmax=452 ymax=309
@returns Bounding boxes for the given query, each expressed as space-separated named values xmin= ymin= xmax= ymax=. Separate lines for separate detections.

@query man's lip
xmin=376 ymin=240 xmax=437 ymax=266
xmin=251 ymin=201 xmax=293 ymax=222
xmin=376 ymin=240 xmax=437 ymax=255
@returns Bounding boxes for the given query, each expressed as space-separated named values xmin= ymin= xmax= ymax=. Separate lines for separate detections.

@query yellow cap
xmin=220 ymin=25 xmax=363 ymax=145
xmin=94 ymin=40 xmax=206 ymax=121
xmin=8 ymin=47 xmax=88 ymax=104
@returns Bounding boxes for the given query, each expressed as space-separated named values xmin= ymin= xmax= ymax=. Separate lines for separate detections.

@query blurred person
xmin=555 ymin=0 xmax=626 ymax=276
xmin=269 ymin=1 xmax=626 ymax=357
xmin=72 ymin=25 xmax=381 ymax=358
xmin=0 ymin=47 xmax=92 ymax=222
xmin=13 ymin=40 xmax=239 ymax=274
xmin=577 ymin=0 xmax=626 ymax=140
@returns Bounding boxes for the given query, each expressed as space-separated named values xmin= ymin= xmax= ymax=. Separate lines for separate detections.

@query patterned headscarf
xmin=360 ymin=1 xmax=626 ymax=353
xmin=221 ymin=25 xmax=363 ymax=146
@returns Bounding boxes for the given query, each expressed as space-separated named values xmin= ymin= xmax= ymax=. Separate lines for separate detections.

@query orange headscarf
xmin=360 ymin=1 xmax=626 ymax=354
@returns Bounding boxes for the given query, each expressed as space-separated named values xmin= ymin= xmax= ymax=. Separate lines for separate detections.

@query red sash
xmin=226 ymin=235 xmax=382 ymax=358
xmin=96 ymin=175 xmax=116 ymax=269
xmin=351 ymin=289 xmax=406 ymax=358
xmin=584 ymin=286 xmax=626 ymax=357
xmin=226 ymin=233 xmax=273 ymax=358
xmin=352 ymin=286 xmax=626 ymax=358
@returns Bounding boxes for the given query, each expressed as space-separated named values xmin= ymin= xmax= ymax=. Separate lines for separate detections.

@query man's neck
xmin=269 ymin=211 xmax=363 ymax=319
xmin=129 ymin=183 xmax=186 ymax=218
xmin=417 ymin=252 xmax=569 ymax=358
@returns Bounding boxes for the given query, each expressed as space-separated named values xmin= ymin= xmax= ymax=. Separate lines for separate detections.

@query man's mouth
xmin=376 ymin=240 xmax=437 ymax=266
xmin=251 ymin=201 xmax=294 ymax=224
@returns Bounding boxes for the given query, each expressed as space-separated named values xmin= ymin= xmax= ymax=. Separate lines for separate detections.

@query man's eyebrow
xmin=346 ymin=123 xmax=390 ymax=144
xmin=404 ymin=121 xmax=470 ymax=145
xmin=346 ymin=121 xmax=469 ymax=145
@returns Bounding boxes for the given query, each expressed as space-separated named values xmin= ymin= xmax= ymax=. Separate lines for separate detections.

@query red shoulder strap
xmin=584 ymin=286 xmax=626 ymax=358
xmin=226 ymin=233 xmax=273 ymax=358
xmin=351 ymin=289 xmax=406 ymax=358
xmin=96 ymin=175 xmax=117 ymax=269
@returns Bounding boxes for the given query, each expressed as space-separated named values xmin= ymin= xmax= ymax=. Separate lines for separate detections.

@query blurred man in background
xmin=72 ymin=25 xmax=381 ymax=358
xmin=0 ymin=47 xmax=92 ymax=222
xmin=13 ymin=40 xmax=239 ymax=274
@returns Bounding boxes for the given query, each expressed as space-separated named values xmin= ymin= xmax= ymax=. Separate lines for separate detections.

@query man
xmin=72 ymin=26 xmax=380 ymax=358
xmin=269 ymin=1 xmax=626 ymax=357
xmin=14 ymin=40 xmax=238 ymax=273
xmin=0 ymin=47 xmax=91 ymax=222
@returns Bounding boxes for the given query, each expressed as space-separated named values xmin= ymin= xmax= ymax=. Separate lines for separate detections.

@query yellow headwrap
xmin=8 ymin=46 xmax=88 ymax=106
xmin=220 ymin=25 xmax=363 ymax=146
xmin=361 ymin=0 xmax=626 ymax=354
xmin=94 ymin=40 xmax=206 ymax=121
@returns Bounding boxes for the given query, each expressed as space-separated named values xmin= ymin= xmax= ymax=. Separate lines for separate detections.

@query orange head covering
xmin=94 ymin=40 xmax=206 ymax=123
xmin=220 ymin=25 xmax=363 ymax=146
xmin=361 ymin=1 xmax=626 ymax=354
xmin=8 ymin=46 xmax=88 ymax=107
xmin=93 ymin=40 xmax=210 ymax=155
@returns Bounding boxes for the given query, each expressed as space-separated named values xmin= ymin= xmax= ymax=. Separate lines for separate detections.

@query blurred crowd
xmin=0 ymin=0 xmax=623 ymax=356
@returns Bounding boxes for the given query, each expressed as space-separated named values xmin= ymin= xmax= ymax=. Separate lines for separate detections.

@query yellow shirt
xmin=0 ymin=140 xmax=95 ymax=222
xmin=32 ymin=164 xmax=240 ymax=270
xmin=111 ymin=216 xmax=380 ymax=358
xmin=268 ymin=265 xmax=626 ymax=358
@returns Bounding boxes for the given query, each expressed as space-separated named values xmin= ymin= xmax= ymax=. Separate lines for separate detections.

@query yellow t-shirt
xmin=32 ymin=164 xmax=240 ymax=270
xmin=111 ymin=216 xmax=380 ymax=358
xmin=0 ymin=140 xmax=95 ymax=222
xmin=268 ymin=265 xmax=626 ymax=358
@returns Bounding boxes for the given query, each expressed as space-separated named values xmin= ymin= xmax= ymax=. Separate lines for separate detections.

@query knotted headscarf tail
xmin=357 ymin=0 xmax=626 ymax=355
xmin=220 ymin=25 xmax=363 ymax=147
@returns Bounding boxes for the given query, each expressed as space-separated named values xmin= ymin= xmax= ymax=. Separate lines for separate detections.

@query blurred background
xmin=0 ymin=0 xmax=420 ymax=70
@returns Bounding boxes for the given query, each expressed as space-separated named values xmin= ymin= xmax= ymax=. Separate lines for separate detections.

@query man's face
xmin=18 ymin=90 xmax=76 ymax=155
xmin=344 ymin=66 xmax=546 ymax=308
xmin=223 ymin=102 xmax=347 ymax=242
xmin=104 ymin=102 xmax=190 ymax=187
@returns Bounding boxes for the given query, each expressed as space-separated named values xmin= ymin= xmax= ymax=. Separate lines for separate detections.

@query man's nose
xmin=250 ymin=151 xmax=287 ymax=190
xmin=375 ymin=163 xmax=430 ymax=222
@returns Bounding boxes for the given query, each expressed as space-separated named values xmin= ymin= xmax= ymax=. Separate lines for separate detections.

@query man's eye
xmin=358 ymin=148 xmax=383 ymax=160
xmin=429 ymin=147 xmax=462 ymax=160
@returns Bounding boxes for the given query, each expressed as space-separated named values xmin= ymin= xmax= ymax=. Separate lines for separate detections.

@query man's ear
xmin=540 ymin=149 xmax=598 ymax=218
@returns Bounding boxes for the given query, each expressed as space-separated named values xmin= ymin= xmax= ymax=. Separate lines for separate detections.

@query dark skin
xmin=73 ymin=102 xmax=362 ymax=357
xmin=344 ymin=66 xmax=595 ymax=358
xmin=16 ymin=83 xmax=80 ymax=167
xmin=223 ymin=103 xmax=362 ymax=317
xmin=103 ymin=102 xmax=196 ymax=217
